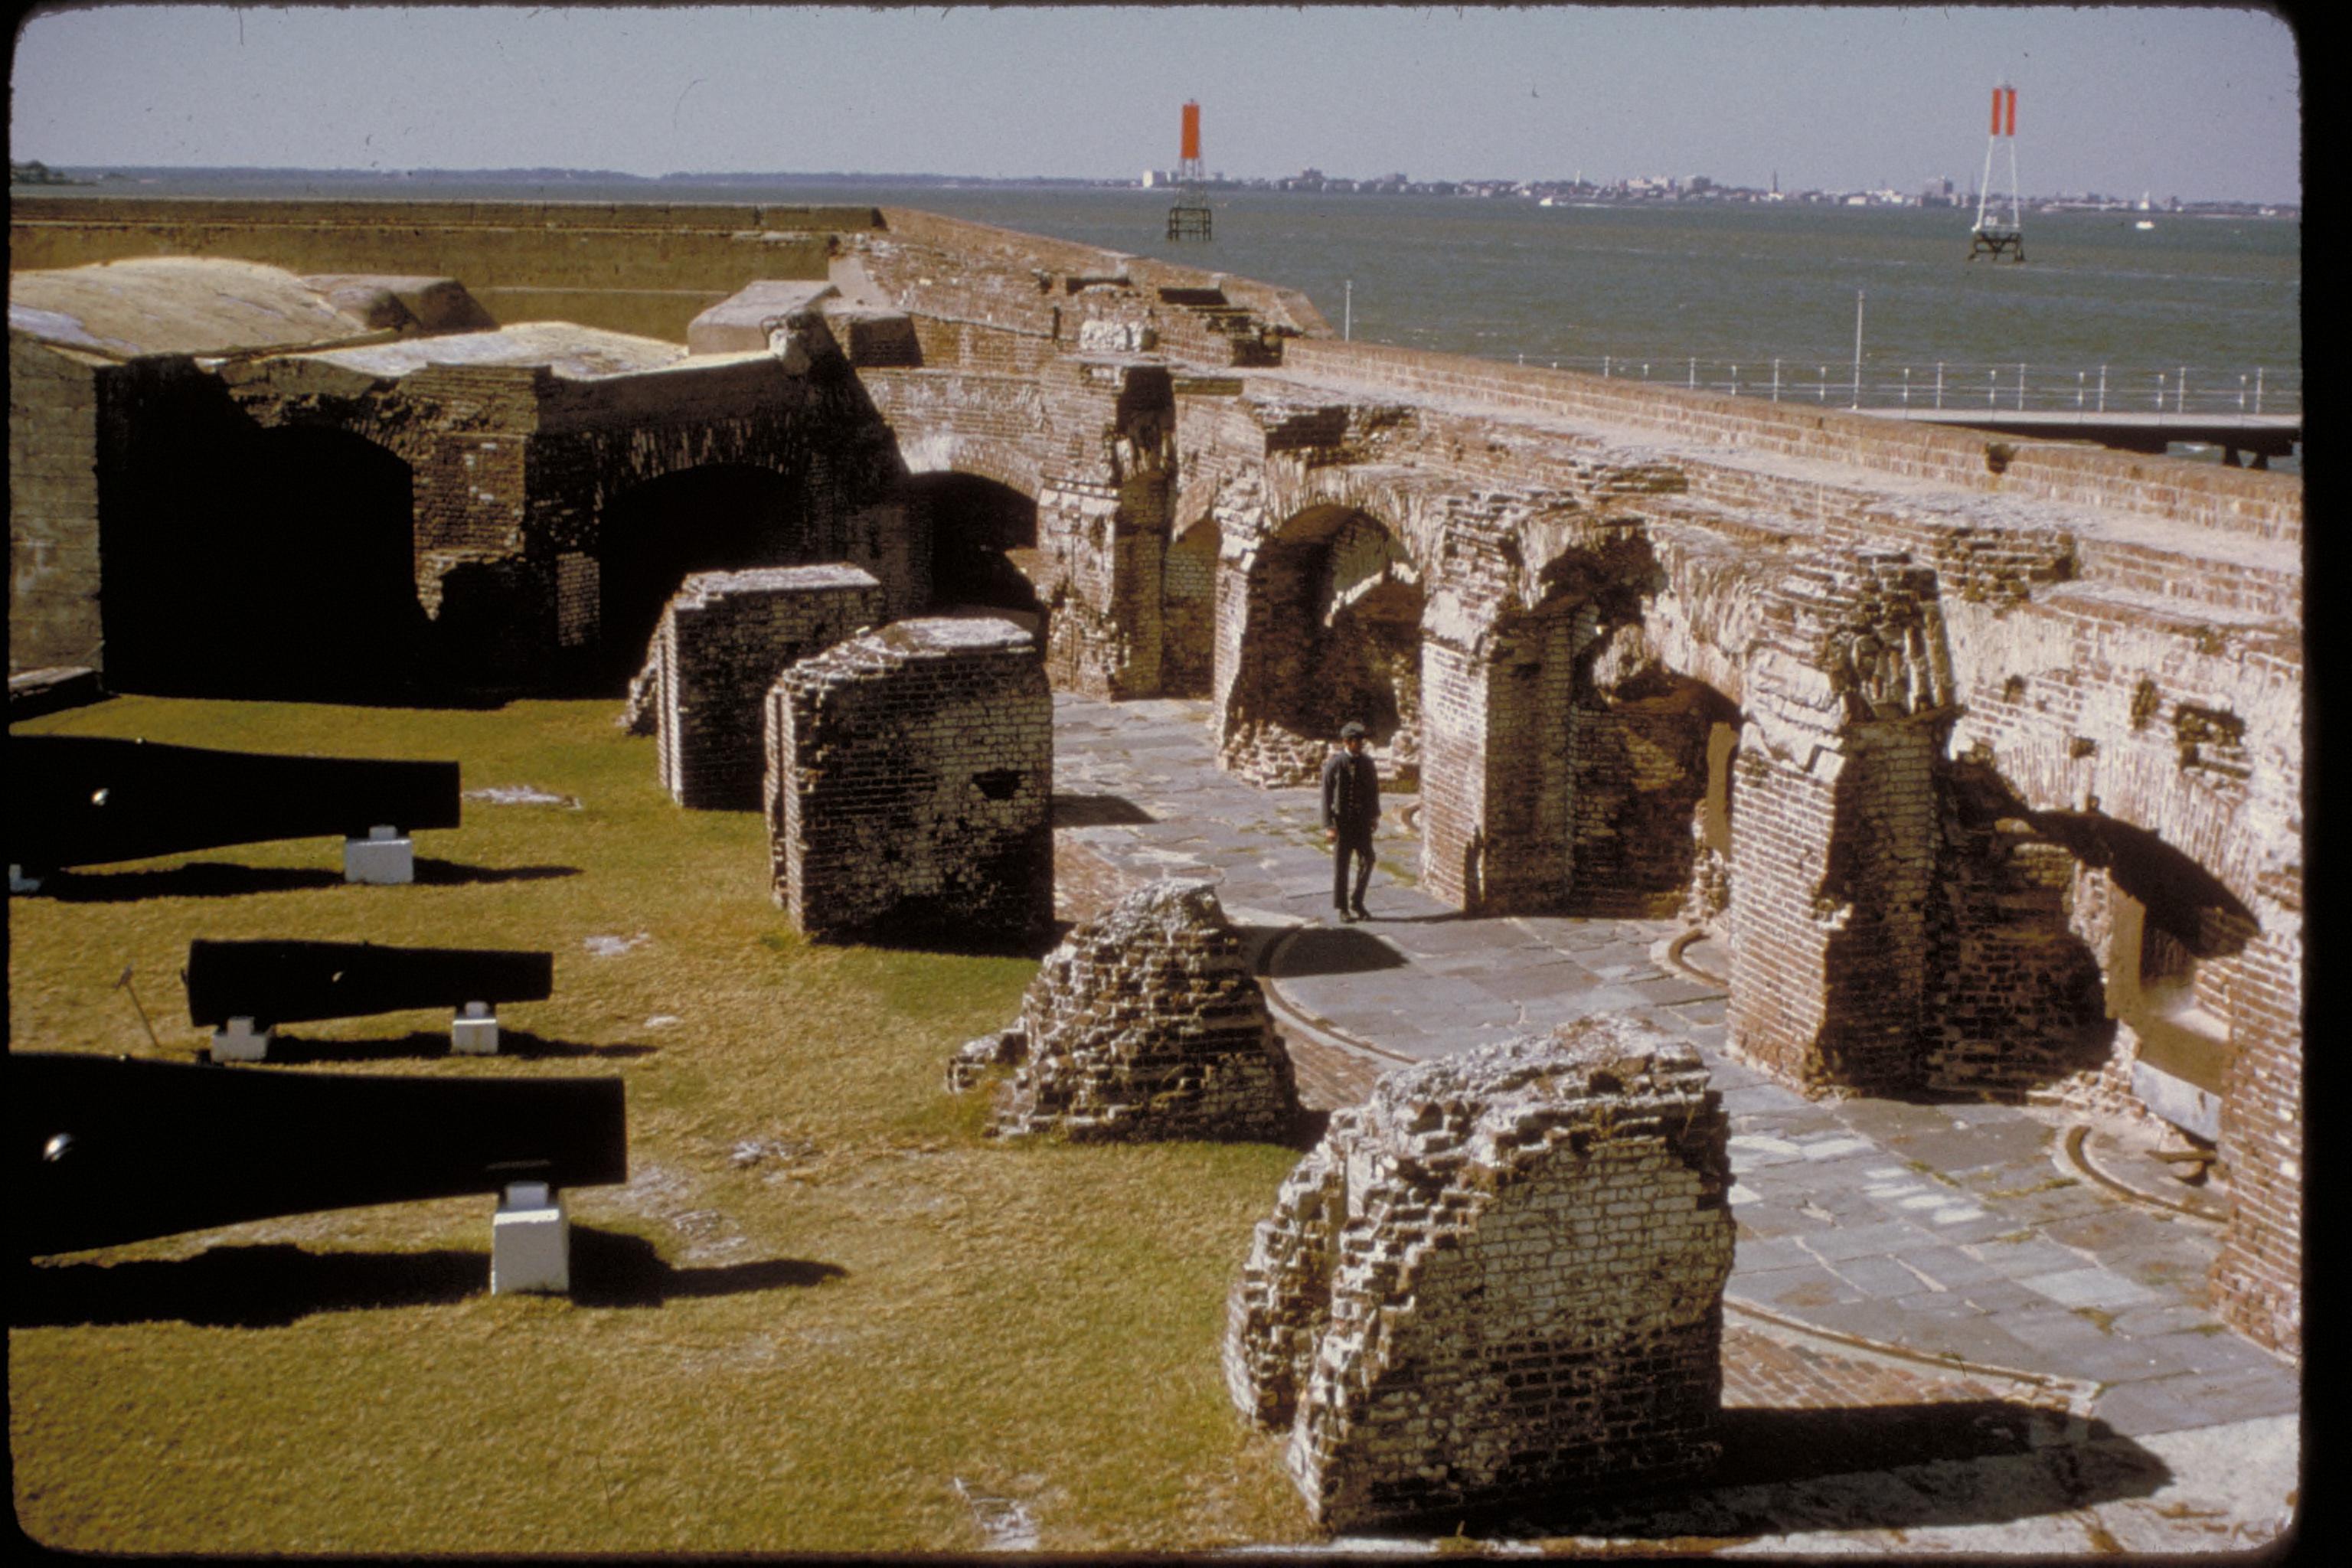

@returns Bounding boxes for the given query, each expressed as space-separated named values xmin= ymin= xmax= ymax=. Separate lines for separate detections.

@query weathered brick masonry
xmin=950 ymin=880 xmax=1301 ymax=1141
xmin=9 ymin=200 xmax=2301 ymax=1354
xmin=1226 ymin=1017 xmax=1735 ymax=1527
xmin=765 ymin=616 xmax=1051 ymax=944
xmin=652 ymin=565 xmax=885 ymax=809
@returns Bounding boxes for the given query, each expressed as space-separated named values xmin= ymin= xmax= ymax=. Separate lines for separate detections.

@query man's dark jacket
xmin=1321 ymin=747 xmax=1380 ymax=834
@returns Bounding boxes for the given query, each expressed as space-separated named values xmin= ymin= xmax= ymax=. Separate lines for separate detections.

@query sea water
xmin=63 ymin=173 xmax=2302 ymax=428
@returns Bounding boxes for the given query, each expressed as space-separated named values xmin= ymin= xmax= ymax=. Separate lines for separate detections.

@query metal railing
xmin=1508 ymin=353 xmax=2302 ymax=419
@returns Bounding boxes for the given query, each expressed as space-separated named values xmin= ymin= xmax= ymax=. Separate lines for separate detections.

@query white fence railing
xmin=1505 ymin=354 xmax=2302 ymax=418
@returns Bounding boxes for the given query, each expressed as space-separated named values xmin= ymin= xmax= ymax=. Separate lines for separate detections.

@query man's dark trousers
xmin=1332 ymin=822 xmax=1375 ymax=913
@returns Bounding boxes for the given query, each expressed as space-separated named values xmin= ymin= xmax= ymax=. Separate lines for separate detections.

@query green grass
xmin=10 ymin=694 xmax=1315 ymax=1553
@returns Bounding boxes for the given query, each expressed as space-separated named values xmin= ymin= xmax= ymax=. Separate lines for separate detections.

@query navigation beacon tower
xmin=1968 ymin=83 xmax=2024 ymax=261
xmin=1166 ymin=100 xmax=1212 ymax=241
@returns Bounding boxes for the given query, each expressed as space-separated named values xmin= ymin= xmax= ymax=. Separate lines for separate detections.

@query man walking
xmin=1321 ymin=720 xmax=1380 ymax=923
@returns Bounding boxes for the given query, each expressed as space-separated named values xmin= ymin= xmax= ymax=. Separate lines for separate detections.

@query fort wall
xmin=10 ymin=195 xmax=874 ymax=341
xmin=8 ymin=198 xmax=2301 ymax=1352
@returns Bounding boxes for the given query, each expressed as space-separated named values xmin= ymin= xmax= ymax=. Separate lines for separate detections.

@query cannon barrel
xmin=9 ymin=734 xmax=459 ymax=869
xmin=14 ymin=1052 xmax=626 ymax=1257
xmin=185 ymin=939 xmax=554 ymax=1029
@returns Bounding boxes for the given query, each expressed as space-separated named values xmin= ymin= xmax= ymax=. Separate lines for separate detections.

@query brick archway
xmin=906 ymin=470 xmax=1043 ymax=629
xmin=1224 ymin=503 xmax=1426 ymax=788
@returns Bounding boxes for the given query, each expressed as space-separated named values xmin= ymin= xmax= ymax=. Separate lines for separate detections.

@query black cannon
xmin=185 ymin=939 xmax=556 ymax=1059
xmin=14 ymin=1051 xmax=626 ymax=1258
xmin=9 ymin=734 xmax=459 ymax=881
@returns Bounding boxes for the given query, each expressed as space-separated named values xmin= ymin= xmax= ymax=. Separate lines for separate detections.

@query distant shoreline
xmin=7 ymin=165 xmax=2299 ymax=220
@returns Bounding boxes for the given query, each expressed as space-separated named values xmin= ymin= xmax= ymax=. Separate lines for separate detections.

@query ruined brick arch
xmin=1449 ymin=585 xmax=1744 ymax=918
xmin=593 ymin=462 xmax=808 ymax=683
xmin=104 ymin=423 xmax=427 ymax=699
xmin=2016 ymin=801 xmax=2261 ymax=1095
xmin=1161 ymin=508 xmax=1220 ymax=697
xmin=897 ymin=439 xmax=1043 ymax=505
xmin=1223 ymin=501 xmax=1428 ymax=788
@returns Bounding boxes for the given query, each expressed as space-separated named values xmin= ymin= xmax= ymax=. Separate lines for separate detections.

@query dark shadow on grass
xmin=1267 ymin=923 xmax=1411 ymax=978
xmin=15 ymin=1244 xmax=485 ymax=1328
xmin=243 ymin=1030 xmax=655 ymax=1063
xmin=1350 ymin=1401 xmax=2167 ymax=1541
xmin=566 ymin=1227 xmax=848 ymax=1308
xmin=1051 ymin=792 xmax=1156 ymax=827
xmin=411 ymin=860 xmax=581 ymax=885
xmin=28 ymin=862 xmax=347 ymax=900
xmin=22 ymin=859 xmax=579 ymax=900
xmin=18 ymin=1230 xmax=848 ymax=1326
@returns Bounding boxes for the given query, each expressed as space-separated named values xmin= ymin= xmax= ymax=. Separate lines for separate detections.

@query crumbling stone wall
xmin=765 ymin=616 xmax=1051 ymax=945
xmin=1225 ymin=1017 xmax=1734 ymax=1529
xmin=201 ymin=325 xmax=916 ymax=693
xmin=1722 ymin=551 xmax=1954 ymax=1095
xmin=949 ymin=880 xmax=1299 ymax=1140
xmin=1919 ymin=782 xmax=2112 ymax=1097
xmin=652 ymin=565 xmax=884 ymax=809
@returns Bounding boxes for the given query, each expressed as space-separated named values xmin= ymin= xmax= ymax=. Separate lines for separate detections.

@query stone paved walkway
xmin=1051 ymin=691 xmax=2298 ymax=1549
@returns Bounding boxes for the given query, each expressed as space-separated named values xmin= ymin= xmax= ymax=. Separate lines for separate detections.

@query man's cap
xmin=1341 ymin=721 xmax=1367 ymax=740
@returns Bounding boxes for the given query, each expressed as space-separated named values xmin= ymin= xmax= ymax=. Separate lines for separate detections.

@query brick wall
xmin=652 ymin=566 xmax=885 ymax=809
xmin=1276 ymin=337 xmax=2301 ymax=544
xmin=11 ymin=195 xmax=874 ymax=342
xmin=952 ymin=880 xmax=1301 ymax=1140
xmin=1226 ymin=1017 xmax=1734 ymax=1527
xmin=858 ymin=356 xmax=1175 ymax=697
xmin=8 ymin=335 xmax=106 ymax=674
xmin=766 ymin=617 xmax=1052 ymax=945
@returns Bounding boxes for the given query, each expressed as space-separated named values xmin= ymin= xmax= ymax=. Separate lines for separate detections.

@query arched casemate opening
xmin=2034 ymin=808 xmax=2258 ymax=1145
xmin=1448 ymin=602 xmax=1738 ymax=916
xmin=1564 ymin=640 xmax=1743 ymax=918
xmin=1230 ymin=504 xmax=1426 ymax=786
xmin=1160 ymin=511 xmax=1219 ymax=697
xmin=907 ymin=471 xmax=1044 ymax=637
xmin=106 ymin=426 xmax=423 ymax=700
xmin=596 ymin=462 xmax=805 ymax=685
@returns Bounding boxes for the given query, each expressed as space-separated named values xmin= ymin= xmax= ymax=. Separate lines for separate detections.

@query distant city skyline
xmin=8 ymin=5 xmax=2305 ymax=207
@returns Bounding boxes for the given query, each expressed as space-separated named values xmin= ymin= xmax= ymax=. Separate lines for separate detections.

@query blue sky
xmin=8 ymin=5 xmax=2304 ymax=203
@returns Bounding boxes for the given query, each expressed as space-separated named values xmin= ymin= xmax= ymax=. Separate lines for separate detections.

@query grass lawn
xmin=10 ymin=694 xmax=1315 ymax=1553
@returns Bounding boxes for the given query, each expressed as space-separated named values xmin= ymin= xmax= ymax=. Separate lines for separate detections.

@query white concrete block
xmin=2132 ymin=1060 xmax=2223 ymax=1143
xmin=491 ymin=1182 xmax=570 ymax=1295
xmin=211 ymin=1017 xmax=273 ymax=1062
xmin=344 ymin=825 xmax=414 ymax=885
xmin=451 ymin=1001 xmax=500 ymax=1056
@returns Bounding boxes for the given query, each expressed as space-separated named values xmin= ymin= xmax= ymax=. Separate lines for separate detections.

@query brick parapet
xmin=1272 ymin=337 xmax=2299 ymax=544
